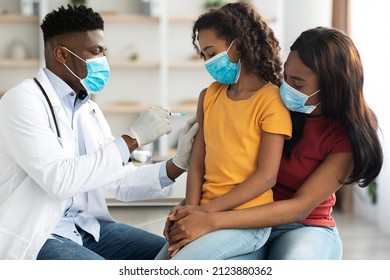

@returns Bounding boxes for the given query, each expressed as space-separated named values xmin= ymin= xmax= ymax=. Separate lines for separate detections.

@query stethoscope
xmin=33 ymin=78 xmax=106 ymax=144
xmin=34 ymin=77 xmax=61 ymax=138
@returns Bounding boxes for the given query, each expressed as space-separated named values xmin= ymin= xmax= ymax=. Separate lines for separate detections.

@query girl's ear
xmin=230 ymin=39 xmax=241 ymax=62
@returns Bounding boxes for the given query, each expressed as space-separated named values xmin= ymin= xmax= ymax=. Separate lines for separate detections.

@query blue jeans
xmin=229 ymin=223 xmax=343 ymax=260
xmin=37 ymin=220 xmax=165 ymax=260
xmin=155 ymin=227 xmax=271 ymax=260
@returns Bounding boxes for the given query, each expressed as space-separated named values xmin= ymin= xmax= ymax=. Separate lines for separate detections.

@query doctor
xmin=0 ymin=5 xmax=198 ymax=260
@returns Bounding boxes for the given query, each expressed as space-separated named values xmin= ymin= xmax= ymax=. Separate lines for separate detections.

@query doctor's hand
xmin=172 ymin=117 xmax=199 ymax=171
xmin=129 ymin=106 xmax=172 ymax=147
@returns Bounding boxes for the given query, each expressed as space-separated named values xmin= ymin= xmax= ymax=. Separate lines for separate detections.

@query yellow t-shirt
xmin=201 ymin=82 xmax=292 ymax=209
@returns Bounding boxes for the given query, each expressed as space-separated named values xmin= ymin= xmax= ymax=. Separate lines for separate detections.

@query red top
xmin=274 ymin=116 xmax=352 ymax=226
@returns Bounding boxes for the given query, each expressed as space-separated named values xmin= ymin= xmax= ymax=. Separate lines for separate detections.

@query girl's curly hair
xmin=192 ymin=1 xmax=283 ymax=85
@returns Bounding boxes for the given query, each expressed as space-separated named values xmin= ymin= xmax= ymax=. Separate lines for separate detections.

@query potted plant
xmin=353 ymin=180 xmax=378 ymax=223
xmin=203 ymin=0 xmax=226 ymax=11
xmin=71 ymin=0 xmax=87 ymax=6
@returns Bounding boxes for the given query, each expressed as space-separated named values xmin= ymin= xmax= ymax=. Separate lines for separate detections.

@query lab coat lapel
xmin=81 ymin=102 xmax=113 ymax=220
xmin=35 ymin=69 xmax=74 ymax=155
xmin=82 ymin=102 xmax=102 ymax=153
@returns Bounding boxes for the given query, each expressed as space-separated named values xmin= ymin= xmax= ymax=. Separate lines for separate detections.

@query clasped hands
xmin=163 ymin=204 xmax=212 ymax=258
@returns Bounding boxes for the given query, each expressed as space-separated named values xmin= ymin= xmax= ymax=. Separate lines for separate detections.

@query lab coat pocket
xmin=82 ymin=110 xmax=107 ymax=153
xmin=0 ymin=227 xmax=31 ymax=260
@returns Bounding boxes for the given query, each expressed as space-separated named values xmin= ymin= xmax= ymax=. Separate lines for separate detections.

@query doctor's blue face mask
xmin=62 ymin=46 xmax=110 ymax=93
xmin=204 ymin=40 xmax=241 ymax=84
xmin=280 ymin=80 xmax=320 ymax=114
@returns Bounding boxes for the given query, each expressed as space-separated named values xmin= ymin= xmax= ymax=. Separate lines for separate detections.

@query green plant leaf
xmin=367 ymin=181 xmax=377 ymax=205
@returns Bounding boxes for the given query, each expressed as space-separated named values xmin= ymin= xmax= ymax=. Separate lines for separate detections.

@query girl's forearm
xmin=202 ymin=173 xmax=274 ymax=212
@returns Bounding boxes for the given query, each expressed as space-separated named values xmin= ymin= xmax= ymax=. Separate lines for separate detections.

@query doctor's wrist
xmin=166 ymin=159 xmax=185 ymax=181
xmin=121 ymin=134 xmax=139 ymax=153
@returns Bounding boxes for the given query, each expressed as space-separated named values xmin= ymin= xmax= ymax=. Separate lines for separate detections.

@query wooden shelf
xmin=100 ymin=103 xmax=196 ymax=114
xmin=0 ymin=14 xmax=38 ymax=23
xmin=109 ymin=60 xmax=159 ymax=69
xmin=101 ymin=14 xmax=195 ymax=24
xmin=106 ymin=197 xmax=182 ymax=207
xmin=168 ymin=14 xmax=276 ymax=24
xmin=109 ymin=60 xmax=203 ymax=69
xmin=169 ymin=60 xmax=203 ymax=69
xmin=170 ymin=104 xmax=197 ymax=113
xmin=264 ymin=15 xmax=277 ymax=23
xmin=168 ymin=15 xmax=197 ymax=23
xmin=0 ymin=59 xmax=40 ymax=68
xmin=169 ymin=15 xmax=276 ymax=24
xmin=99 ymin=103 xmax=149 ymax=114
xmin=101 ymin=13 xmax=159 ymax=23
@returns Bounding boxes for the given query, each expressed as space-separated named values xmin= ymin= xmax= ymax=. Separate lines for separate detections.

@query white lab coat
xmin=0 ymin=69 xmax=173 ymax=259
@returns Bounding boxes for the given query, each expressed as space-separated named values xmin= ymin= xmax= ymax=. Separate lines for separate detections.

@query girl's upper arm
xmin=254 ymin=131 xmax=286 ymax=183
xmin=185 ymin=88 xmax=207 ymax=205
xmin=195 ymin=89 xmax=206 ymax=125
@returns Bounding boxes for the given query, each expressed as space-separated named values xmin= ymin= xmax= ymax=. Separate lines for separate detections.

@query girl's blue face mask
xmin=62 ymin=47 xmax=110 ymax=93
xmin=280 ymin=81 xmax=320 ymax=114
xmin=204 ymin=40 xmax=241 ymax=84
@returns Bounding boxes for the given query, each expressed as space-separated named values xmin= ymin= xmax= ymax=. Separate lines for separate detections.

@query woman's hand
xmin=163 ymin=204 xmax=183 ymax=243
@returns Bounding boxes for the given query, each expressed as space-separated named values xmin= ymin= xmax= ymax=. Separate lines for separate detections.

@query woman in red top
xmin=164 ymin=27 xmax=383 ymax=259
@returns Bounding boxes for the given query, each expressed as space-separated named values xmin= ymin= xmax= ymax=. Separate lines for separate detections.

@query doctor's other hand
xmin=172 ymin=117 xmax=199 ymax=171
xmin=128 ymin=106 xmax=172 ymax=147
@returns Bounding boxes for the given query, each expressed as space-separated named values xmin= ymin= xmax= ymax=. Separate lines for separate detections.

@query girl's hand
xmin=168 ymin=204 xmax=206 ymax=222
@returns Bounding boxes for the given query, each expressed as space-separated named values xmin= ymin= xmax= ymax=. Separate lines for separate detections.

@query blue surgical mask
xmin=280 ymin=81 xmax=320 ymax=114
xmin=204 ymin=40 xmax=241 ymax=84
xmin=62 ymin=47 xmax=110 ymax=93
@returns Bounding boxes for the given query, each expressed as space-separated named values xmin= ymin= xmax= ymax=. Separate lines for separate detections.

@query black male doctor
xmin=0 ymin=5 xmax=198 ymax=260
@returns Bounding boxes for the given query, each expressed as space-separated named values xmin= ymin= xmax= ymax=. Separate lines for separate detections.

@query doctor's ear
xmin=53 ymin=46 xmax=67 ymax=64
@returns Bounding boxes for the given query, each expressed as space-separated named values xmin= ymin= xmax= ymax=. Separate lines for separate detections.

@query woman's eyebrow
xmin=285 ymin=74 xmax=306 ymax=82
xmin=290 ymin=75 xmax=306 ymax=81
xmin=202 ymin=45 xmax=213 ymax=53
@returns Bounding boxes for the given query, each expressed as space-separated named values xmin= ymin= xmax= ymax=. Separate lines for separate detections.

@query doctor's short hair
xmin=40 ymin=4 xmax=104 ymax=42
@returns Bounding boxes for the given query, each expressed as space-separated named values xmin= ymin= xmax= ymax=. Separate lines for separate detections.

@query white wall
xmin=281 ymin=0 xmax=332 ymax=60
xmin=252 ymin=0 xmax=333 ymax=60
xmin=350 ymin=0 xmax=390 ymax=234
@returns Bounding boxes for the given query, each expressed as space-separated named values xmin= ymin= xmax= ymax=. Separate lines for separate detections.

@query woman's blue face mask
xmin=204 ymin=40 xmax=241 ymax=84
xmin=280 ymin=81 xmax=320 ymax=114
xmin=62 ymin=46 xmax=110 ymax=93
